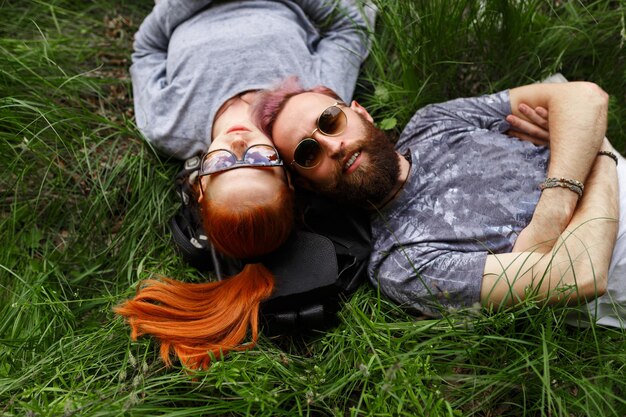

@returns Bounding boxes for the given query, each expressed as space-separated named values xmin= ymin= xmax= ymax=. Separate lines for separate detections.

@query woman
xmin=115 ymin=0 xmax=375 ymax=370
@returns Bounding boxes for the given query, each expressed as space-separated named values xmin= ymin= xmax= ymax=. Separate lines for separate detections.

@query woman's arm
xmin=130 ymin=0 xmax=215 ymax=148
xmin=293 ymin=0 xmax=376 ymax=100
xmin=481 ymin=151 xmax=619 ymax=308
xmin=131 ymin=0 xmax=216 ymax=80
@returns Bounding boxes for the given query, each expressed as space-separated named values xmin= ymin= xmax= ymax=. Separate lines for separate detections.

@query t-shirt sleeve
xmin=397 ymin=90 xmax=512 ymax=151
xmin=370 ymin=245 xmax=487 ymax=317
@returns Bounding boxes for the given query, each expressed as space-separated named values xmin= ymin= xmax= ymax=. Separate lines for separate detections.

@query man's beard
xmin=316 ymin=119 xmax=401 ymax=207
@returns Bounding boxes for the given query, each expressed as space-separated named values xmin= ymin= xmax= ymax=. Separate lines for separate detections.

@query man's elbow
xmin=575 ymin=81 xmax=609 ymax=111
xmin=571 ymin=260 xmax=608 ymax=301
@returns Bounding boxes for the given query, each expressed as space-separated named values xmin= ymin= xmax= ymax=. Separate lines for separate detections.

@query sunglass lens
xmin=244 ymin=146 xmax=280 ymax=165
xmin=203 ymin=150 xmax=236 ymax=174
xmin=318 ymin=106 xmax=347 ymax=135
xmin=294 ymin=138 xmax=322 ymax=168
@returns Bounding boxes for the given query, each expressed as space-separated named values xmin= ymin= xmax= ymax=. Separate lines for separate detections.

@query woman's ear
xmin=349 ymin=100 xmax=374 ymax=123
xmin=196 ymin=175 xmax=208 ymax=203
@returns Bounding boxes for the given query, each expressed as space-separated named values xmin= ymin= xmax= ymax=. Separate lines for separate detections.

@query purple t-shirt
xmin=368 ymin=90 xmax=550 ymax=316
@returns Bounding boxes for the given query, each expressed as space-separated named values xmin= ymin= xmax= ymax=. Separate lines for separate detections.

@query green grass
xmin=1 ymin=0 xmax=625 ymax=416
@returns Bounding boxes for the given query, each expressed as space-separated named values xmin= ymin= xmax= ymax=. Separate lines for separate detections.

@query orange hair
xmin=114 ymin=184 xmax=294 ymax=370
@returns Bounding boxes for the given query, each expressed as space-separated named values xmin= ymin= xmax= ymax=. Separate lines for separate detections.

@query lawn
xmin=1 ymin=0 xmax=625 ymax=416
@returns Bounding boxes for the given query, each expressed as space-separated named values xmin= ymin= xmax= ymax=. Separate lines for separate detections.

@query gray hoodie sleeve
xmin=130 ymin=0 xmax=215 ymax=157
xmin=293 ymin=0 xmax=376 ymax=100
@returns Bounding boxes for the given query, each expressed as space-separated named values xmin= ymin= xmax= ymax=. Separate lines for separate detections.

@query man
xmin=254 ymin=76 xmax=626 ymax=326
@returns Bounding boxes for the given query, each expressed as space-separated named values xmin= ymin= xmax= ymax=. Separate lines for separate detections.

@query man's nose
xmin=315 ymin=135 xmax=343 ymax=158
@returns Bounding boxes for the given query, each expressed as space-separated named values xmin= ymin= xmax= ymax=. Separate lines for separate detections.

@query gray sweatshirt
xmin=130 ymin=0 xmax=375 ymax=159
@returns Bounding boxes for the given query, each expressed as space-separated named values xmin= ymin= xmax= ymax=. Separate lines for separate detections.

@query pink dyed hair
xmin=253 ymin=76 xmax=342 ymax=138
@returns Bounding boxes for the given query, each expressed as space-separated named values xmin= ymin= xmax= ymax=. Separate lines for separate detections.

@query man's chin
xmin=316 ymin=116 xmax=401 ymax=206
xmin=319 ymin=161 xmax=398 ymax=206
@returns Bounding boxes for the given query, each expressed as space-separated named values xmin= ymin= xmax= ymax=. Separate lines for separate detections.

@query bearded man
xmin=254 ymin=76 xmax=625 ymax=327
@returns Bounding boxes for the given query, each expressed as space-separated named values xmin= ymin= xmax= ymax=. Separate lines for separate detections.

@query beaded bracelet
xmin=598 ymin=151 xmax=619 ymax=165
xmin=539 ymin=177 xmax=584 ymax=198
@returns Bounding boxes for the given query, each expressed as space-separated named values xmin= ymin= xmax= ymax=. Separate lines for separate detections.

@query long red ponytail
xmin=115 ymin=184 xmax=294 ymax=369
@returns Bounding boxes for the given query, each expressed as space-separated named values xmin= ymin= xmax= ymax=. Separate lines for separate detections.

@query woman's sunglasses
xmin=291 ymin=102 xmax=347 ymax=169
xmin=199 ymin=144 xmax=283 ymax=176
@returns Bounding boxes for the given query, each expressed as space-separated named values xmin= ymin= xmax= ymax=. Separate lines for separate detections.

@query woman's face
xmin=199 ymin=122 xmax=289 ymax=205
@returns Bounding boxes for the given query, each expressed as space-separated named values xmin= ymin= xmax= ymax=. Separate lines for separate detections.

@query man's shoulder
xmin=396 ymin=90 xmax=511 ymax=151
xmin=405 ymin=90 xmax=510 ymax=124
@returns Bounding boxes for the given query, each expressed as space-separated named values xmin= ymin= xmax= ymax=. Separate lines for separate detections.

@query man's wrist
xmin=539 ymin=177 xmax=584 ymax=197
xmin=597 ymin=151 xmax=618 ymax=165
xmin=533 ymin=187 xmax=578 ymax=231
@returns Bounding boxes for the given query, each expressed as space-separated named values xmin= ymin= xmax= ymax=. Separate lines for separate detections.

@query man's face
xmin=270 ymin=92 xmax=400 ymax=205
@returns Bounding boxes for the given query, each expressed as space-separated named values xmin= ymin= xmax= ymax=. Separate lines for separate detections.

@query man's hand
xmin=508 ymin=102 xmax=562 ymax=252
xmin=506 ymin=104 xmax=549 ymax=146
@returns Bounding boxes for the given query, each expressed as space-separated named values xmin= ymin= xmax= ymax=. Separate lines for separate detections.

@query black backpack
xmin=168 ymin=156 xmax=372 ymax=334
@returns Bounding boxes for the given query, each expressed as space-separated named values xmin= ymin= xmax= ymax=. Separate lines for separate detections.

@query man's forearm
xmin=508 ymin=82 xmax=609 ymax=249
xmin=510 ymin=82 xmax=608 ymax=181
xmin=548 ymin=152 xmax=618 ymax=300
xmin=483 ymin=153 xmax=618 ymax=308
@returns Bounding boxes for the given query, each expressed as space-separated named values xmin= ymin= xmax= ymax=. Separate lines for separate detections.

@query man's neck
xmin=375 ymin=152 xmax=411 ymax=209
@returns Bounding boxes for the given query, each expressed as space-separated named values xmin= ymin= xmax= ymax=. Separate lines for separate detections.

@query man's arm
xmin=481 ymin=152 xmax=618 ymax=308
xmin=508 ymin=82 xmax=609 ymax=252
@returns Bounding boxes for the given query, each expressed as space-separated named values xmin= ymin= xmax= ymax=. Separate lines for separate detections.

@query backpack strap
xmin=170 ymin=156 xmax=226 ymax=277
xmin=298 ymin=190 xmax=371 ymax=293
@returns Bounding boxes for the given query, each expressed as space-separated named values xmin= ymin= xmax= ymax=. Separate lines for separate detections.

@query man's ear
xmin=284 ymin=170 xmax=295 ymax=191
xmin=350 ymin=100 xmax=373 ymax=123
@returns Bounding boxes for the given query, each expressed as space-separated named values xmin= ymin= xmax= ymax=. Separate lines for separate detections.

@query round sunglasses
xmin=291 ymin=102 xmax=347 ymax=169
xmin=199 ymin=144 xmax=283 ymax=176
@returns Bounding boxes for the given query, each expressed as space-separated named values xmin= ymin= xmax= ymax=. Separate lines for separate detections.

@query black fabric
xmin=265 ymin=231 xmax=338 ymax=298
xmin=169 ymin=160 xmax=372 ymax=334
